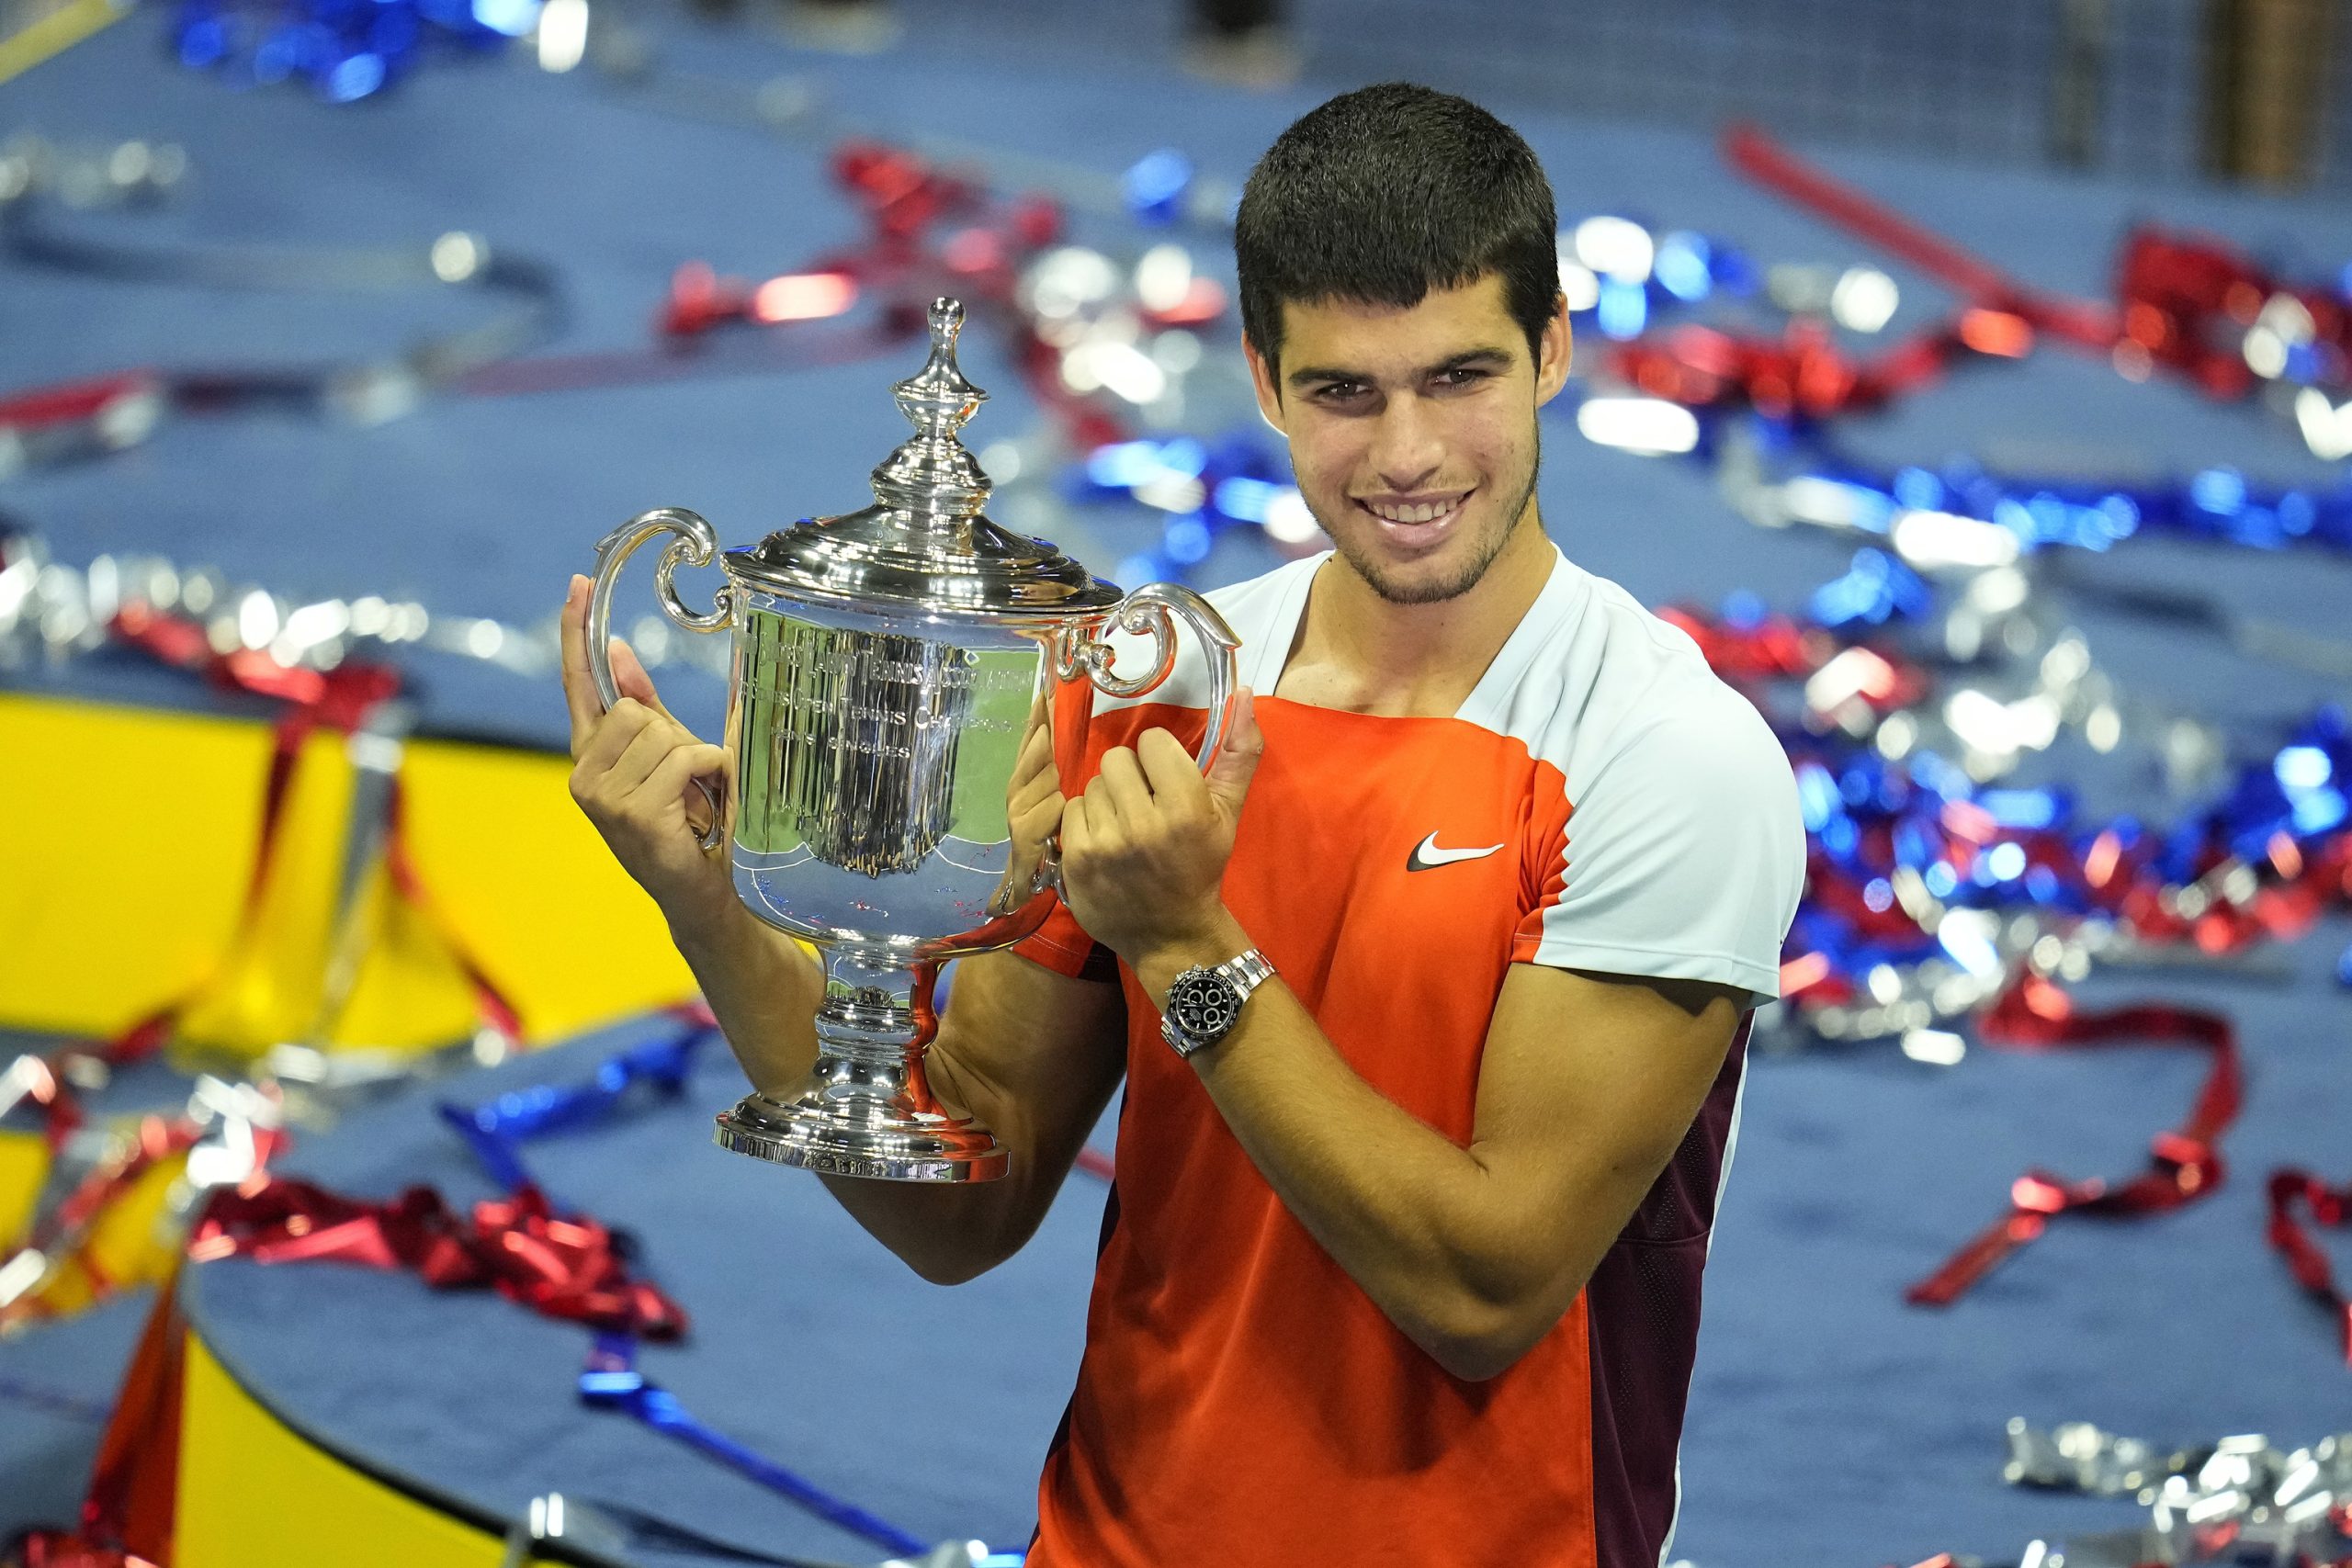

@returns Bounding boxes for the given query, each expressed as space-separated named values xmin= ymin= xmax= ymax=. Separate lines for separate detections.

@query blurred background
xmin=1 ymin=2 xmax=2348 ymax=1566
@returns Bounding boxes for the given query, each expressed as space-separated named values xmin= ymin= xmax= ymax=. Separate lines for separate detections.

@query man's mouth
xmin=1355 ymin=490 xmax=1473 ymax=545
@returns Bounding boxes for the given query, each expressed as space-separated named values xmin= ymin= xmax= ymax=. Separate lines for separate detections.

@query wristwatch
xmin=1160 ymin=949 xmax=1275 ymax=1059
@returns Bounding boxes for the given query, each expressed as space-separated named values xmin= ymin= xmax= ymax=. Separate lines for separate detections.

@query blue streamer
xmin=1120 ymin=151 xmax=1193 ymax=227
xmin=439 ymin=1020 xmax=718 ymax=1196
xmin=1746 ymin=421 xmax=2352 ymax=558
xmin=438 ymin=1025 xmax=962 ymax=1562
xmin=1780 ymin=694 xmax=2352 ymax=987
xmin=171 ymin=0 xmax=524 ymax=102
xmin=581 ymin=1334 xmax=933 ymax=1559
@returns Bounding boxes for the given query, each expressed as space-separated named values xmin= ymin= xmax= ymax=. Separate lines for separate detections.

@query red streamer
xmin=1606 ymin=314 xmax=1980 ymax=420
xmin=1722 ymin=123 xmax=2117 ymax=352
xmin=187 ymin=1178 xmax=686 ymax=1340
xmin=2266 ymin=1168 xmax=2352 ymax=1366
xmin=1906 ymin=974 xmax=2242 ymax=1305
xmin=2116 ymin=227 xmax=2352 ymax=399
xmin=379 ymin=778 xmax=523 ymax=1043
xmin=105 ymin=596 xmax=525 ymax=1043
xmin=1722 ymin=122 xmax=2352 ymax=412
xmin=0 ymin=591 xmax=522 ymax=1326
xmin=74 ymin=1273 xmax=189 ymax=1562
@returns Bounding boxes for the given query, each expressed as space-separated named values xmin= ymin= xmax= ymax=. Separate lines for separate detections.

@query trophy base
xmin=713 ymin=1089 xmax=1009 ymax=1183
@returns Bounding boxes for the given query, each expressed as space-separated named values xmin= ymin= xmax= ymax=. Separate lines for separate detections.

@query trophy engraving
xmin=584 ymin=298 xmax=1240 ymax=1182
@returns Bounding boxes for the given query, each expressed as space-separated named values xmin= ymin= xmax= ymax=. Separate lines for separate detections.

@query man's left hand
xmin=1059 ymin=688 xmax=1263 ymax=965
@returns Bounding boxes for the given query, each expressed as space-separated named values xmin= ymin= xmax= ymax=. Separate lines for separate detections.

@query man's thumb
xmin=609 ymin=636 xmax=675 ymax=719
xmin=1204 ymin=688 xmax=1263 ymax=814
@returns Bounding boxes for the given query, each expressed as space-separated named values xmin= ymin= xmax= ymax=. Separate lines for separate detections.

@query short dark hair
xmin=1235 ymin=83 xmax=1560 ymax=377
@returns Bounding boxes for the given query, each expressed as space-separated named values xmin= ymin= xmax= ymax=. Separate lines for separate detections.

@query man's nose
xmin=1367 ymin=393 xmax=1443 ymax=492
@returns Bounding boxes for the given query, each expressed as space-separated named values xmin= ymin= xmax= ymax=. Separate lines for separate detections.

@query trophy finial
xmin=890 ymin=297 xmax=987 ymax=438
xmin=872 ymin=296 xmax=992 ymax=524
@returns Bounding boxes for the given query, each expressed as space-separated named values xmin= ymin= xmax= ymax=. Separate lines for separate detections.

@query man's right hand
xmin=560 ymin=573 xmax=733 ymax=925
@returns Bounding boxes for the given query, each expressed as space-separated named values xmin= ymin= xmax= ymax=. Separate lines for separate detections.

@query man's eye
xmin=1434 ymin=368 xmax=1491 ymax=389
xmin=1313 ymin=381 xmax=1369 ymax=402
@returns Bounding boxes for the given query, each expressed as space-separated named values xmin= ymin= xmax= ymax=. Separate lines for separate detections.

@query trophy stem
xmin=712 ymin=953 xmax=1008 ymax=1182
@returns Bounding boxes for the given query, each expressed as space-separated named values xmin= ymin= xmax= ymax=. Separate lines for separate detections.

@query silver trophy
xmin=584 ymin=298 xmax=1239 ymax=1182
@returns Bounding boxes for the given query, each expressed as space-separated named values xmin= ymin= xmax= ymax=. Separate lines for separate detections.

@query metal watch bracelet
xmin=1160 ymin=949 xmax=1275 ymax=1059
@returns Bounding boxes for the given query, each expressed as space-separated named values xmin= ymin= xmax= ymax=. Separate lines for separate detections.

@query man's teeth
xmin=1366 ymin=498 xmax=1461 ymax=524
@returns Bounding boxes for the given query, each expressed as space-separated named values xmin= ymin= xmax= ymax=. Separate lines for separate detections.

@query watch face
xmin=1170 ymin=971 xmax=1242 ymax=1042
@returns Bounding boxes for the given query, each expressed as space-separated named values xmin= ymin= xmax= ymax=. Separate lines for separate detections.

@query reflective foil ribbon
xmin=0 ymin=1117 xmax=207 ymax=1332
xmin=0 ymin=137 xmax=562 ymax=446
xmin=188 ymin=1177 xmax=686 ymax=1338
xmin=1667 ymin=594 xmax=2352 ymax=1030
xmin=437 ymin=1009 xmax=718 ymax=1196
xmin=171 ymin=0 xmax=527 ymax=103
xmin=45 ymin=541 xmax=523 ymax=1048
xmin=2266 ymin=1168 xmax=2352 ymax=1366
xmin=0 ymin=525 xmax=719 ymax=687
xmin=1605 ymin=312 xmax=1982 ymax=421
xmin=113 ymin=596 xmax=403 ymax=889
xmin=111 ymin=589 xmax=524 ymax=1042
xmin=1723 ymin=123 xmax=2117 ymax=353
xmin=1906 ymin=976 xmax=2242 ymax=1306
xmin=2005 ymin=1420 xmax=2352 ymax=1565
xmin=2115 ymin=227 xmax=2352 ymax=402
xmin=1741 ymin=431 xmax=2352 ymax=557
xmin=0 ymin=1073 xmax=282 ymax=1334
xmin=1666 ymin=582 xmax=2350 ymax=1311
xmin=0 ymin=525 xmax=537 ymax=1328
xmin=1723 ymin=124 xmax=2352 ymax=462
xmin=437 ymin=1021 xmax=967 ymax=1559
xmin=579 ymin=1333 xmax=930 ymax=1558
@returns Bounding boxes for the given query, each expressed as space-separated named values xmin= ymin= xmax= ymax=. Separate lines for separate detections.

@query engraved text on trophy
xmin=734 ymin=610 xmax=1036 ymax=879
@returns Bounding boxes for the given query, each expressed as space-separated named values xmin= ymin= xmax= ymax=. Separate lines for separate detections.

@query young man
xmin=562 ymin=83 xmax=1804 ymax=1568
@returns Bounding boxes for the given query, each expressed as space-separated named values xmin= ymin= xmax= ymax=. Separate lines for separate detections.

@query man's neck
xmin=1274 ymin=513 xmax=1557 ymax=719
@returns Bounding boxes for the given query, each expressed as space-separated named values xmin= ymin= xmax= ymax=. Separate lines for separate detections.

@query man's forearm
xmin=1131 ymin=919 xmax=1590 ymax=1380
xmin=666 ymin=905 xmax=1066 ymax=1287
xmin=667 ymin=899 xmax=826 ymax=1097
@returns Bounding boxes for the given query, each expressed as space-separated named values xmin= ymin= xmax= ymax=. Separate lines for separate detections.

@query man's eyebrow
xmin=1429 ymin=347 xmax=1515 ymax=373
xmin=1284 ymin=363 xmax=1363 ymax=389
xmin=1284 ymin=347 xmax=1516 ymax=389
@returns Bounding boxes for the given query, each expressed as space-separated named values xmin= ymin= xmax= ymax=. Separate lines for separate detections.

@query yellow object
xmin=0 ymin=0 xmax=128 ymax=88
xmin=178 ymin=1331 xmax=550 ymax=1567
xmin=0 ymin=1129 xmax=45 ymax=1248
xmin=0 ymin=693 xmax=695 ymax=1053
xmin=22 ymin=1146 xmax=188 ymax=1319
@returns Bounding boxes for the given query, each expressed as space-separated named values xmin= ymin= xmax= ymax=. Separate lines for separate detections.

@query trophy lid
xmin=729 ymin=298 xmax=1123 ymax=617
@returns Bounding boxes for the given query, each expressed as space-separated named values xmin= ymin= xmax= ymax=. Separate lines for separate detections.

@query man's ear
xmin=1533 ymin=292 xmax=1573 ymax=409
xmin=1244 ymin=335 xmax=1288 ymax=436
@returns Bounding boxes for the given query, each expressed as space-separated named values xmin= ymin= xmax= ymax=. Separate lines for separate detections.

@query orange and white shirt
xmin=1015 ymin=547 xmax=1806 ymax=1568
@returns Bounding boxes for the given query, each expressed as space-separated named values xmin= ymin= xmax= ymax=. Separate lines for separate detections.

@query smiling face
xmin=1248 ymin=273 xmax=1570 ymax=605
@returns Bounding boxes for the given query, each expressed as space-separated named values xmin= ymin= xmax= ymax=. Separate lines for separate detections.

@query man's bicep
xmin=1470 ymin=964 xmax=1743 ymax=1278
xmin=932 ymin=949 xmax=1127 ymax=1179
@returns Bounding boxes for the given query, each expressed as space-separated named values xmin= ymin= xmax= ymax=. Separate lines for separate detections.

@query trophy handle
xmin=1034 ymin=583 xmax=1243 ymax=901
xmin=586 ymin=507 xmax=736 ymax=853
xmin=1065 ymin=582 xmax=1243 ymax=770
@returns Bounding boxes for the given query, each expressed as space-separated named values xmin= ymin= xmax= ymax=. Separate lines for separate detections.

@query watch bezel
xmin=1165 ymin=965 xmax=1245 ymax=1054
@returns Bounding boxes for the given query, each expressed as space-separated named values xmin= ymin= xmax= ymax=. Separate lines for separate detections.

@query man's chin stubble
xmin=1337 ymin=487 xmax=1536 ymax=606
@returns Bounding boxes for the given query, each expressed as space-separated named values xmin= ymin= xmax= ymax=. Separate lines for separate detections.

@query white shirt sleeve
xmin=1517 ymin=686 xmax=1806 ymax=1008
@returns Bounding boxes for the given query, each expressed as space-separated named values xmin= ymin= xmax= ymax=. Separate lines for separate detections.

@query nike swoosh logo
xmin=1406 ymin=832 xmax=1505 ymax=872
